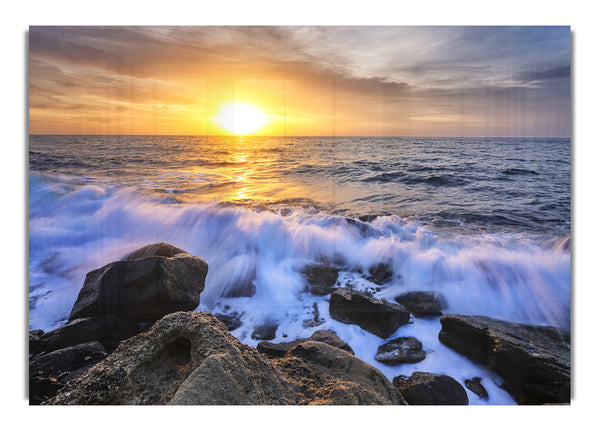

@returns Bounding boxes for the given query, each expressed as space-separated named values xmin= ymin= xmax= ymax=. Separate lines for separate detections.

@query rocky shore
xmin=29 ymin=243 xmax=571 ymax=405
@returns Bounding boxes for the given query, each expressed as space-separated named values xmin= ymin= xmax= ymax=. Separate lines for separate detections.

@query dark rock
xmin=47 ymin=312 xmax=406 ymax=405
xmin=221 ymin=267 xmax=257 ymax=298
xmin=30 ymin=315 xmax=140 ymax=356
xmin=438 ymin=314 xmax=570 ymax=405
xmin=302 ymin=302 xmax=325 ymax=328
xmin=29 ymin=341 xmax=108 ymax=405
xmin=252 ymin=321 xmax=278 ymax=340
xmin=303 ymin=264 xmax=339 ymax=296
xmin=120 ymin=242 xmax=188 ymax=260
xmin=394 ymin=291 xmax=448 ymax=317
xmin=367 ymin=263 xmax=394 ymax=285
xmin=329 ymin=288 xmax=410 ymax=338
xmin=257 ymin=330 xmax=355 ymax=357
xmin=374 ymin=336 xmax=426 ymax=365
xmin=29 ymin=329 xmax=45 ymax=356
xmin=69 ymin=242 xmax=208 ymax=322
xmin=465 ymin=377 xmax=489 ymax=400
xmin=214 ymin=312 xmax=243 ymax=331
xmin=392 ymin=372 xmax=469 ymax=405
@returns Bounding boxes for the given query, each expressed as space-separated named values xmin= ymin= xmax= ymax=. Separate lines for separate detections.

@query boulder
xmin=329 ymin=288 xmax=410 ymax=338
xmin=367 ymin=263 xmax=393 ymax=285
xmin=392 ymin=372 xmax=469 ymax=405
xmin=29 ymin=341 xmax=108 ymax=405
xmin=47 ymin=312 xmax=406 ymax=405
xmin=303 ymin=264 xmax=339 ymax=296
xmin=30 ymin=315 xmax=140 ymax=356
xmin=374 ymin=336 xmax=426 ymax=365
xmin=69 ymin=243 xmax=208 ymax=322
xmin=394 ymin=291 xmax=448 ymax=317
xmin=465 ymin=377 xmax=489 ymax=400
xmin=257 ymin=329 xmax=355 ymax=357
xmin=438 ymin=314 xmax=570 ymax=405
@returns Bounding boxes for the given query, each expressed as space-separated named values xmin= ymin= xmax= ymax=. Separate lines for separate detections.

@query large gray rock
xmin=69 ymin=243 xmax=208 ymax=322
xmin=392 ymin=372 xmax=469 ymax=405
xmin=329 ymin=288 xmax=410 ymax=338
xmin=257 ymin=329 xmax=355 ymax=357
xmin=47 ymin=312 xmax=406 ymax=405
xmin=438 ymin=314 xmax=570 ymax=405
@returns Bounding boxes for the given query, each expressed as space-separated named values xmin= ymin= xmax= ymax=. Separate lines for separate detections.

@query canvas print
xmin=28 ymin=26 xmax=571 ymax=405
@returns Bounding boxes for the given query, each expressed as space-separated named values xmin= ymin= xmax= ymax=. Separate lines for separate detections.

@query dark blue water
xmin=29 ymin=135 xmax=570 ymax=234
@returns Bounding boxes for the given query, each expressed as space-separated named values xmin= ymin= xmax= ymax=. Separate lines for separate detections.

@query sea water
xmin=28 ymin=135 xmax=571 ymax=405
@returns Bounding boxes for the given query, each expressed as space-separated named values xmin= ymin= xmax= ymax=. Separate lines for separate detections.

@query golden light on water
xmin=213 ymin=102 xmax=269 ymax=135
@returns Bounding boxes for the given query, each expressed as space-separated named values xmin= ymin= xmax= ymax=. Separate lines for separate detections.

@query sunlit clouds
xmin=28 ymin=26 xmax=571 ymax=137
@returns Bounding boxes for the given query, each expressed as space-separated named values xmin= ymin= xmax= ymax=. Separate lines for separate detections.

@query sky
xmin=28 ymin=26 xmax=571 ymax=137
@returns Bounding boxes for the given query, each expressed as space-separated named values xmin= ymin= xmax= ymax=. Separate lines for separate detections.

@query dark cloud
xmin=515 ymin=66 xmax=571 ymax=83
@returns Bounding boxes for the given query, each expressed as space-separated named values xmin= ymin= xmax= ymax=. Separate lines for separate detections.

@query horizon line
xmin=28 ymin=133 xmax=571 ymax=140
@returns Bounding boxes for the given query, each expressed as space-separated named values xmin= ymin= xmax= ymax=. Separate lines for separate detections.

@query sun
xmin=213 ymin=102 xmax=268 ymax=135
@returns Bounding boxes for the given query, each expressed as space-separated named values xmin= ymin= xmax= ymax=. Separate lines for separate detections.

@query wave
xmin=29 ymin=172 xmax=570 ymax=334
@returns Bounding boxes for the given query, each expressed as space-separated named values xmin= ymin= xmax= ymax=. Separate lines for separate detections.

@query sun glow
xmin=213 ymin=102 xmax=268 ymax=135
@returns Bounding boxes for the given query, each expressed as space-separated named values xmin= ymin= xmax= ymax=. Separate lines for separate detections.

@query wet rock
xmin=221 ymin=268 xmax=257 ymax=298
xmin=29 ymin=329 xmax=45 ymax=355
xmin=465 ymin=377 xmax=489 ymax=400
xmin=257 ymin=329 xmax=355 ymax=357
xmin=252 ymin=321 xmax=278 ymax=340
xmin=30 ymin=315 xmax=140 ymax=356
xmin=302 ymin=302 xmax=326 ymax=328
xmin=438 ymin=314 xmax=570 ymax=405
xmin=46 ymin=312 xmax=406 ymax=405
xmin=394 ymin=290 xmax=448 ymax=317
xmin=69 ymin=242 xmax=208 ymax=322
xmin=374 ymin=336 xmax=426 ymax=365
xmin=367 ymin=263 xmax=394 ymax=285
xmin=392 ymin=372 xmax=468 ymax=405
xmin=303 ymin=264 xmax=339 ymax=296
xmin=214 ymin=312 xmax=243 ymax=331
xmin=329 ymin=288 xmax=410 ymax=338
xmin=29 ymin=341 xmax=108 ymax=405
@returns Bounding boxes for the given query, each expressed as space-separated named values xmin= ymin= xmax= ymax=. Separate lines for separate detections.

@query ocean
xmin=28 ymin=135 xmax=571 ymax=405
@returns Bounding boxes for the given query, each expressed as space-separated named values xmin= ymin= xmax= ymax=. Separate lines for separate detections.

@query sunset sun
xmin=213 ymin=102 xmax=268 ymax=135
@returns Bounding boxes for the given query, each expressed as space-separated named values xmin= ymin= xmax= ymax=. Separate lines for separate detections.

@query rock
xmin=438 ymin=314 xmax=570 ymax=405
xmin=69 ymin=243 xmax=208 ymax=322
xmin=374 ymin=336 xmax=426 ymax=365
xmin=29 ymin=329 xmax=45 ymax=356
xmin=394 ymin=291 xmax=448 ymax=317
xmin=223 ymin=277 xmax=256 ymax=297
xmin=329 ymin=288 xmax=410 ymax=338
xmin=30 ymin=315 xmax=140 ymax=356
xmin=29 ymin=341 xmax=108 ymax=405
xmin=367 ymin=263 xmax=393 ymax=285
xmin=257 ymin=330 xmax=355 ymax=357
xmin=302 ymin=302 xmax=325 ymax=328
xmin=392 ymin=372 xmax=469 ymax=405
xmin=214 ymin=312 xmax=243 ymax=331
xmin=252 ymin=322 xmax=278 ymax=340
xmin=46 ymin=312 xmax=406 ymax=405
xmin=465 ymin=377 xmax=489 ymax=400
xmin=303 ymin=264 xmax=339 ymax=296
xmin=120 ymin=242 xmax=188 ymax=260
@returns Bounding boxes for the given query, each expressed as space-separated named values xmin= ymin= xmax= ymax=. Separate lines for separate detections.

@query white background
xmin=2 ymin=0 xmax=595 ymax=428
